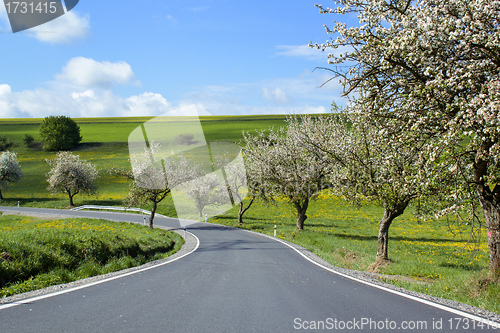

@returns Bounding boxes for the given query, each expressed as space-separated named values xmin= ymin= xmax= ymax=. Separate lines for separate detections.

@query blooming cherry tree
xmin=112 ymin=142 xmax=197 ymax=228
xmin=244 ymin=120 xmax=332 ymax=230
xmin=180 ymin=170 xmax=228 ymax=218
xmin=46 ymin=152 xmax=98 ymax=207
xmin=312 ymin=0 xmax=500 ymax=275
xmin=291 ymin=113 xmax=448 ymax=262
xmin=215 ymin=154 xmax=256 ymax=225
xmin=0 ymin=151 xmax=23 ymax=200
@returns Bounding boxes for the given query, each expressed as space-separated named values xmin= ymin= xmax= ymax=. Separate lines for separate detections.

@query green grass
xmin=210 ymin=192 xmax=499 ymax=314
xmin=0 ymin=215 xmax=184 ymax=297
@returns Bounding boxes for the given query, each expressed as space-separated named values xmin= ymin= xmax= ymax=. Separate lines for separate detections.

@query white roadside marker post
xmin=205 ymin=214 xmax=207 ymax=223
xmin=274 ymin=225 xmax=277 ymax=237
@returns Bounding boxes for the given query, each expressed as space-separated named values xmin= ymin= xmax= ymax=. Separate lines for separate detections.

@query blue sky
xmin=0 ymin=0 xmax=347 ymax=118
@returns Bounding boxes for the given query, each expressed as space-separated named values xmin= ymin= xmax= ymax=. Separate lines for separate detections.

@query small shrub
xmin=23 ymin=134 xmax=35 ymax=148
xmin=0 ymin=136 xmax=13 ymax=151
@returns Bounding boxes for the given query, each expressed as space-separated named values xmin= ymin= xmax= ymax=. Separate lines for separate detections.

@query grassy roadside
xmin=210 ymin=192 xmax=500 ymax=315
xmin=0 ymin=215 xmax=184 ymax=297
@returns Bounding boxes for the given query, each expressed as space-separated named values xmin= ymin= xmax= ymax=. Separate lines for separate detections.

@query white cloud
xmin=125 ymin=93 xmax=171 ymax=117
xmin=0 ymin=84 xmax=12 ymax=96
xmin=72 ymin=90 xmax=95 ymax=100
xmin=30 ymin=11 xmax=90 ymax=44
xmin=0 ymin=85 xmax=176 ymax=118
xmin=262 ymin=87 xmax=290 ymax=104
xmin=0 ymin=84 xmax=16 ymax=118
xmin=57 ymin=57 xmax=137 ymax=88
xmin=0 ymin=57 xmax=165 ymax=118
xmin=69 ymin=90 xmax=127 ymax=117
xmin=0 ymin=57 xmax=340 ymax=118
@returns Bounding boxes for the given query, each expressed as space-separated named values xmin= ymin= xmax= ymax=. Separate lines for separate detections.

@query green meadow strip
xmin=0 ymin=215 xmax=184 ymax=297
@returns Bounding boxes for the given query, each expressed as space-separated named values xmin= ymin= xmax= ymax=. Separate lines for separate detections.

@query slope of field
xmin=0 ymin=115 xmax=288 ymax=211
xmin=0 ymin=215 xmax=184 ymax=297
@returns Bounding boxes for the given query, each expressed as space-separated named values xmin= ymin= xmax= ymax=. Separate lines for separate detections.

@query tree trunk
xmin=477 ymin=184 xmax=500 ymax=278
xmin=296 ymin=212 xmax=307 ymax=230
xmin=238 ymin=203 xmax=244 ymax=225
xmin=474 ymin=143 xmax=500 ymax=278
xmin=377 ymin=200 xmax=410 ymax=260
xmin=294 ymin=198 xmax=309 ymax=230
xmin=0 ymin=189 xmax=3 ymax=200
xmin=68 ymin=190 xmax=74 ymax=207
xmin=238 ymin=197 xmax=255 ymax=225
xmin=149 ymin=201 xmax=157 ymax=229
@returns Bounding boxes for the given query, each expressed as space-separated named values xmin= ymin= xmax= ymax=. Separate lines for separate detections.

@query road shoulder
xmin=241 ymin=227 xmax=500 ymax=323
xmin=0 ymin=210 xmax=199 ymax=305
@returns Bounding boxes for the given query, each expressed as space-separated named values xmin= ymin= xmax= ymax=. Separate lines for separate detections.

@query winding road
xmin=0 ymin=207 xmax=498 ymax=332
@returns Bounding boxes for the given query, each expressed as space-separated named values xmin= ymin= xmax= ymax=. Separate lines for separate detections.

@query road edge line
xmin=243 ymin=228 xmax=500 ymax=327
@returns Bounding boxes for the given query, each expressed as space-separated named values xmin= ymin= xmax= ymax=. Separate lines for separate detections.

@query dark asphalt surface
xmin=0 ymin=207 xmax=499 ymax=332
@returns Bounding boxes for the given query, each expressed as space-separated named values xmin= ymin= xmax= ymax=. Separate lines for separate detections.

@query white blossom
xmin=114 ymin=141 xmax=199 ymax=228
xmin=0 ymin=151 xmax=23 ymax=200
xmin=243 ymin=119 xmax=333 ymax=230
xmin=46 ymin=152 xmax=98 ymax=206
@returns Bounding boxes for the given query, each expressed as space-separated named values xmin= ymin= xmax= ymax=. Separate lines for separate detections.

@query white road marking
xmin=260 ymin=232 xmax=500 ymax=328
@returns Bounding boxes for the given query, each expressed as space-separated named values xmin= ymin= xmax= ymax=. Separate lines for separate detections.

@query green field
xmin=0 ymin=115 xmax=498 ymax=314
xmin=0 ymin=115 xmax=288 ymax=210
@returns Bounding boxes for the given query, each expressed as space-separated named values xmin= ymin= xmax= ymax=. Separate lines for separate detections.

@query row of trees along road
xmin=242 ymin=113 xmax=449 ymax=264
xmin=307 ymin=0 xmax=500 ymax=277
xmin=289 ymin=114 xmax=454 ymax=262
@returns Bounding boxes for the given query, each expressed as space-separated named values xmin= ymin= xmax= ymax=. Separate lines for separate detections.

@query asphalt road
xmin=0 ymin=207 xmax=498 ymax=332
